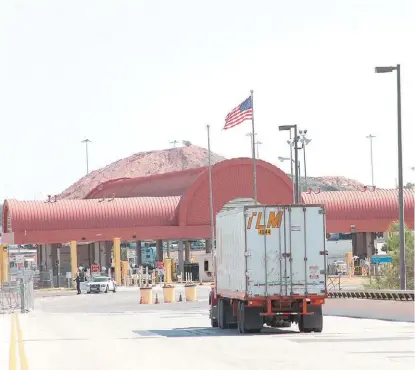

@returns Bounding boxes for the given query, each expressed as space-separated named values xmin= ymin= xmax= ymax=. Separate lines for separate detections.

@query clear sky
xmin=0 ymin=0 xmax=414 ymax=201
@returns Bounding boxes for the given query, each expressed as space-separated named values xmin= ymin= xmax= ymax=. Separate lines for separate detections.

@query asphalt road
xmin=1 ymin=286 xmax=414 ymax=370
xmin=35 ymin=286 xmax=415 ymax=322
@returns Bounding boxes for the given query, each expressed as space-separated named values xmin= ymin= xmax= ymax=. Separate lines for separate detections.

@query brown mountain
xmin=59 ymin=145 xmax=365 ymax=200
xmin=59 ymin=146 xmax=225 ymax=199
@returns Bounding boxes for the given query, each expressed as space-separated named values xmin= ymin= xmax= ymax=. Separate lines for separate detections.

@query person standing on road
xmin=73 ymin=271 xmax=81 ymax=295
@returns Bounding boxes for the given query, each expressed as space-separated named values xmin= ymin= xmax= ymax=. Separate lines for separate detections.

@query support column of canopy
xmin=136 ymin=240 xmax=142 ymax=266
xmin=113 ymin=237 xmax=121 ymax=285
xmin=178 ymin=240 xmax=184 ymax=277
xmin=156 ymin=239 xmax=163 ymax=262
xmin=205 ymin=239 xmax=212 ymax=254
xmin=70 ymin=241 xmax=78 ymax=288
xmin=93 ymin=242 xmax=100 ymax=265
xmin=0 ymin=245 xmax=8 ymax=284
xmin=185 ymin=240 xmax=190 ymax=262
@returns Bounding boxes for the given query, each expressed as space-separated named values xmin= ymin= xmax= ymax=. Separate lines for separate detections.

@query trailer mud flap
xmin=299 ymin=304 xmax=323 ymax=332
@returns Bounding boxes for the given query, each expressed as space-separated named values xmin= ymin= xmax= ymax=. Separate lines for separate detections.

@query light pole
xmin=255 ymin=140 xmax=262 ymax=159
xmin=366 ymin=134 xmax=376 ymax=186
xmin=169 ymin=140 xmax=179 ymax=148
xmin=246 ymin=132 xmax=262 ymax=159
xmin=285 ymin=139 xmax=295 ymax=202
xmin=81 ymin=139 xmax=91 ymax=175
xmin=279 ymin=125 xmax=300 ymax=203
xmin=278 ymin=156 xmax=301 ymax=195
xmin=299 ymin=130 xmax=311 ymax=190
xmin=375 ymin=64 xmax=405 ymax=289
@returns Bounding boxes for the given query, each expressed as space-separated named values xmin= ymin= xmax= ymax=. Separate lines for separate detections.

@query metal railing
xmin=328 ymin=289 xmax=414 ymax=301
xmin=0 ymin=272 xmax=35 ymax=314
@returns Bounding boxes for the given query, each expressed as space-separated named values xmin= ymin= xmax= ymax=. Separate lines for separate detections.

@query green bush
xmin=370 ymin=222 xmax=414 ymax=290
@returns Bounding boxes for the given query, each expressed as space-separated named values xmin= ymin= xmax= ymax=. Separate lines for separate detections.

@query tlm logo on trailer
xmin=246 ymin=211 xmax=283 ymax=235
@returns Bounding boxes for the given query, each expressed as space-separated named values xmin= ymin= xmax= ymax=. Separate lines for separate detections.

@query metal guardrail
xmin=1 ymin=273 xmax=35 ymax=314
xmin=328 ymin=289 xmax=414 ymax=301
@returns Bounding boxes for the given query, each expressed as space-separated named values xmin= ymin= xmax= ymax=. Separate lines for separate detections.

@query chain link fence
xmin=0 ymin=270 xmax=35 ymax=314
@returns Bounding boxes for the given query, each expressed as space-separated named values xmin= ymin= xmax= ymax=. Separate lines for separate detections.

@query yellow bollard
xmin=184 ymin=283 xmax=197 ymax=302
xmin=139 ymin=287 xmax=153 ymax=304
xmin=162 ymin=285 xmax=175 ymax=303
xmin=70 ymin=241 xmax=77 ymax=289
xmin=164 ymin=258 xmax=172 ymax=284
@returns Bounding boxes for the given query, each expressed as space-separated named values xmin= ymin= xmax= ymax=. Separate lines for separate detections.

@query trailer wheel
xmin=298 ymin=305 xmax=323 ymax=333
xmin=237 ymin=301 xmax=263 ymax=334
xmin=218 ymin=299 xmax=228 ymax=329
xmin=237 ymin=302 xmax=246 ymax=334
xmin=211 ymin=315 xmax=218 ymax=328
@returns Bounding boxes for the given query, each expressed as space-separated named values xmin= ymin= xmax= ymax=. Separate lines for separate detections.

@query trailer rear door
xmin=244 ymin=205 xmax=326 ymax=298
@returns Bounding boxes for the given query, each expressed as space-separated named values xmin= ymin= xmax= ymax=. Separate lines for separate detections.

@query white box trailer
xmin=210 ymin=204 xmax=327 ymax=334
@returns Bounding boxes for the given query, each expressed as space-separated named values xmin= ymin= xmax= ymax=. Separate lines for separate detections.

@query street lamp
xmin=366 ymin=134 xmax=376 ymax=187
xmin=81 ymin=139 xmax=92 ymax=175
xmin=375 ymin=64 xmax=406 ymax=289
xmin=255 ymin=140 xmax=263 ymax=159
xmin=278 ymin=157 xmax=301 ymax=197
xmin=284 ymin=140 xmax=295 ymax=202
xmin=299 ymin=130 xmax=311 ymax=190
xmin=169 ymin=140 xmax=179 ymax=148
xmin=279 ymin=124 xmax=300 ymax=203
xmin=246 ymin=132 xmax=262 ymax=159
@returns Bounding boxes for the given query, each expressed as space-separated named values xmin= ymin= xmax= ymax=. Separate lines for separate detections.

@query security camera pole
xmin=299 ymin=130 xmax=311 ymax=190
xmin=81 ymin=139 xmax=92 ymax=175
xmin=279 ymin=125 xmax=300 ymax=203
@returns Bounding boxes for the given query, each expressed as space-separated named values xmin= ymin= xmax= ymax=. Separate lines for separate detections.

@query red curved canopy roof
xmin=2 ymin=158 xmax=294 ymax=243
xmin=85 ymin=167 xmax=205 ymax=199
xmin=3 ymin=197 xmax=180 ymax=233
xmin=302 ymin=189 xmax=415 ymax=232
xmin=3 ymin=158 xmax=414 ymax=244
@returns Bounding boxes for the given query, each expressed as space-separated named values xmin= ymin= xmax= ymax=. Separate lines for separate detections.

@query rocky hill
xmin=59 ymin=146 xmax=225 ymax=199
xmin=300 ymin=176 xmax=365 ymax=191
xmin=59 ymin=145 xmax=365 ymax=199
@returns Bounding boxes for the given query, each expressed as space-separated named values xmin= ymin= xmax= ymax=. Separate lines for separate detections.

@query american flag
xmin=223 ymin=96 xmax=253 ymax=130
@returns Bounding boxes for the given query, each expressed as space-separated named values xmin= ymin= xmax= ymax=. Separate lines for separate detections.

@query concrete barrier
xmin=325 ymin=298 xmax=414 ymax=322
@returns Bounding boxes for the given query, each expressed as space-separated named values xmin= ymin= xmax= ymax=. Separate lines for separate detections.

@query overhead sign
xmin=371 ymin=255 xmax=392 ymax=264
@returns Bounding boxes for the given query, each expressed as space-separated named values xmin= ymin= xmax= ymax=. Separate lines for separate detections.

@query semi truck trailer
xmin=209 ymin=204 xmax=327 ymax=334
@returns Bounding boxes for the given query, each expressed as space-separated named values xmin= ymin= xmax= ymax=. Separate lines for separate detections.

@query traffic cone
xmin=139 ymin=295 xmax=143 ymax=304
xmin=179 ymin=292 xmax=183 ymax=302
xmin=155 ymin=294 xmax=159 ymax=304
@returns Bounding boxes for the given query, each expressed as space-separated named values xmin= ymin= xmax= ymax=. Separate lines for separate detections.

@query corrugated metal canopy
xmin=302 ymin=189 xmax=415 ymax=231
xmin=85 ymin=167 xmax=205 ymax=199
xmin=3 ymin=197 xmax=181 ymax=233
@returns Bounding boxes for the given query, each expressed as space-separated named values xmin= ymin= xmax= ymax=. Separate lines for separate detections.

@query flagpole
xmin=207 ymin=124 xmax=215 ymax=255
xmin=250 ymin=90 xmax=258 ymax=203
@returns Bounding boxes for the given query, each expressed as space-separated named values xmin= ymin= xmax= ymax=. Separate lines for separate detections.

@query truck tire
xmin=218 ymin=299 xmax=236 ymax=329
xmin=218 ymin=299 xmax=227 ymax=329
xmin=298 ymin=305 xmax=323 ymax=333
xmin=211 ymin=315 xmax=218 ymax=328
xmin=237 ymin=301 xmax=246 ymax=333
xmin=237 ymin=301 xmax=263 ymax=334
